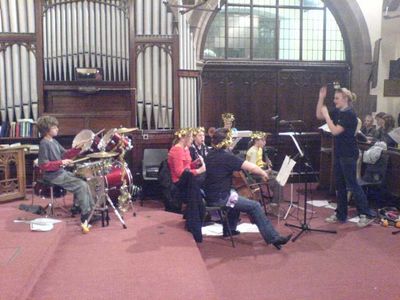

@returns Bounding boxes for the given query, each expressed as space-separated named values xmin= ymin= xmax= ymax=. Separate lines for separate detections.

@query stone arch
xmin=188 ymin=0 xmax=374 ymax=115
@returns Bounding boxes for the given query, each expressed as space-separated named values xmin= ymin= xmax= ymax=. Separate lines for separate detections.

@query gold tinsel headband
xmin=250 ymin=131 xmax=267 ymax=140
xmin=212 ymin=129 xmax=233 ymax=149
xmin=222 ymin=113 xmax=235 ymax=122
xmin=192 ymin=126 xmax=205 ymax=136
xmin=174 ymin=128 xmax=193 ymax=139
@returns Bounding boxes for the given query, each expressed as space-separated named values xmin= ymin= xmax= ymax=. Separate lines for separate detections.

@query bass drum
xmin=104 ymin=161 xmax=133 ymax=204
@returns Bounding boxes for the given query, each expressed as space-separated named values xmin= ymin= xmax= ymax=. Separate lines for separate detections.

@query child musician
xmin=37 ymin=116 xmax=94 ymax=224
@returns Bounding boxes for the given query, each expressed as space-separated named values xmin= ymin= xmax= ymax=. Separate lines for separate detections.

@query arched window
xmin=203 ymin=0 xmax=345 ymax=61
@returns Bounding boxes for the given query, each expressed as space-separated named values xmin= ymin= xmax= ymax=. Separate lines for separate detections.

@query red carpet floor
xmin=1 ymin=185 xmax=400 ymax=300
xmin=1 ymin=197 xmax=216 ymax=300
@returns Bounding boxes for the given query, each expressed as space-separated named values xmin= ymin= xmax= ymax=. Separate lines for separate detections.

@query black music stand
xmin=282 ymin=127 xmax=337 ymax=242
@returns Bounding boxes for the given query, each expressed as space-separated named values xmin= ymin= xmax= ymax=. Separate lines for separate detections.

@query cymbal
xmin=117 ymin=127 xmax=138 ymax=134
xmin=86 ymin=151 xmax=118 ymax=159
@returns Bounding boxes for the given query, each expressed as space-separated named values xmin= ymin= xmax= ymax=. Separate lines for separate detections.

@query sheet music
xmin=318 ymin=123 xmax=331 ymax=132
xmin=276 ymin=155 xmax=296 ymax=186
xmin=230 ymin=137 xmax=242 ymax=149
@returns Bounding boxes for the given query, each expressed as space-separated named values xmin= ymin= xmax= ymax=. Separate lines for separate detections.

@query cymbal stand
xmin=87 ymin=183 xmax=127 ymax=229
xmin=116 ymin=143 xmax=137 ymax=217
xmin=86 ymin=164 xmax=128 ymax=229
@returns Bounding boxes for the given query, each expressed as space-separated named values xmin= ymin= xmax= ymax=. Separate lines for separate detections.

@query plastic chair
xmin=142 ymin=149 xmax=169 ymax=181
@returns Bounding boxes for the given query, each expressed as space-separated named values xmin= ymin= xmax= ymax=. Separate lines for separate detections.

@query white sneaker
xmin=357 ymin=215 xmax=374 ymax=228
xmin=325 ymin=214 xmax=338 ymax=223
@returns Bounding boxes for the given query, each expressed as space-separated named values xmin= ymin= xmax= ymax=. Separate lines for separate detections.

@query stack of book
xmin=0 ymin=119 xmax=38 ymax=138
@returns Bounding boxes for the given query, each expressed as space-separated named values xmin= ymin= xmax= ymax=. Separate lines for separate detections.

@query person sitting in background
xmin=222 ymin=113 xmax=237 ymax=134
xmin=373 ymin=112 xmax=386 ymax=141
xmin=205 ymin=126 xmax=216 ymax=147
xmin=37 ymin=116 xmax=94 ymax=225
xmin=204 ymin=128 xmax=292 ymax=250
xmin=361 ymin=114 xmax=376 ymax=137
xmin=189 ymin=127 xmax=210 ymax=161
xmin=378 ymin=114 xmax=397 ymax=148
xmin=167 ymin=128 xmax=206 ymax=212
xmin=246 ymin=131 xmax=282 ymax=209
xmin=167 ymin=128 xmax=207 ymax=241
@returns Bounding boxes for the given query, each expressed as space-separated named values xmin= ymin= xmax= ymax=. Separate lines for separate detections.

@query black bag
xmin=158 ymin=159 xmax=181 ymax=212
xmin=19 ymin=204 xmax=46 ymax=215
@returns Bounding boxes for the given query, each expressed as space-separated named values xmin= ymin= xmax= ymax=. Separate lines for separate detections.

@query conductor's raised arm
xmin=316 ymin=86 xmax=327 ymax=120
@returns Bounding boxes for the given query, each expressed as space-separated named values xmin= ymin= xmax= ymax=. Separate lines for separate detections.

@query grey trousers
xmin=47 ymin=171 xmax=94 ymax=215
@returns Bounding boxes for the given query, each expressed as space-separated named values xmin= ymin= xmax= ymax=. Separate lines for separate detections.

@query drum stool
xmin=33 ymin=179 xmax=70 ymax=217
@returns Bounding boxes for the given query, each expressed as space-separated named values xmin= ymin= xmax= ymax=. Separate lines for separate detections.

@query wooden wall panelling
xmin=201 ymin=71 xmax=226 ymax=129
xmin=226 ymin=71 xmax=252 ymax=130
xmin=251 ymin=71 xmax=278 ymax=131
xmin=277 ymin=70 xmax=305 ymax=127
xmin=43 ymin=89 xmax=133 ymax=135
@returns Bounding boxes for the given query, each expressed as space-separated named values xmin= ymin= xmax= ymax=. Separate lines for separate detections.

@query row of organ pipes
xmin=43 ymin=0 xmax=130 ymax=82
xmin=0 ymin=0 xmax=38 ymax=122
xmin=178 ymin=1 xmax=198 ymax=128
xmin=0 ymin=0 xmax=199 ymax=129
xmin=136 ymin=0 xmax=174 ymax=130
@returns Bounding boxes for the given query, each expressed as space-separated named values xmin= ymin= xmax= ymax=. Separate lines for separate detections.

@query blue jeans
xmin=334 ymin=156 xmax=371 ymax=221
xmin=224 ymin=196 xmax=280 ymax=244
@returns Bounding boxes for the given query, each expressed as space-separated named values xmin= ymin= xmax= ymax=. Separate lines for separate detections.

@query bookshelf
xmin=0 ymin=119 xmax=39 ymax=139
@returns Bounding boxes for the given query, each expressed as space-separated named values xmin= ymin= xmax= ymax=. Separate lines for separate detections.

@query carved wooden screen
xmin=201 ymin=65 xmax=350 ymax=132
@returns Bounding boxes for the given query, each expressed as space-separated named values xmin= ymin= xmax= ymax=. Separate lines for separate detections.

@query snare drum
xmin=104 ymin=161 xmax=133 ymax=204
xmin=74 ymin=160 xmax=111 ymax=179
xmin=99 ymin=128 xmax=129 ymax=152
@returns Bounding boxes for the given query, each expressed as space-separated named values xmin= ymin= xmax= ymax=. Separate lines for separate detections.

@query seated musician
xmin=246 ymin=131 xmax=282 ymax=210
xmin=204 ymin=128 xmax=292 ymax=250
xmin=189 ymin=127 xmax=210 ymax=161
xmin=37 ymin=116 xmax=94 ymax=224
xmin=222 ymin=112 xmax=238 ymax=135
xmin=168 ymin=128 xmax=206 ymax=211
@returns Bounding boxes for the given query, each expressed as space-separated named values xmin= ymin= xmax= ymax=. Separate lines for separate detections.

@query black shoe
xmin=272 ymin=234 xmax=293 ymax=250
xmin=223 ymin=229 xmax=240 ymax=237
xmin=71 ymin=205 xmax=81 ymax=216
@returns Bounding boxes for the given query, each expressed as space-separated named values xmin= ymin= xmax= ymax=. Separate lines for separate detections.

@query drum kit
xmin=71 ymin=127 xmax=140 ymax=229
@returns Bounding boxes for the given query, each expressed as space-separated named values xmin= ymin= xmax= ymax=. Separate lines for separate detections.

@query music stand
xmin=281 ymin=130 xmax=337 ymax=242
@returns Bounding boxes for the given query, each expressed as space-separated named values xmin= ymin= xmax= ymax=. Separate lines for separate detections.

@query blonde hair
xmin=336 ymin=88 xmax=357 ymax=102
xmin=192 ymin=127 xmax=205 ymax=136
xmin=172 ymin=128 xmax=193 ymax=145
